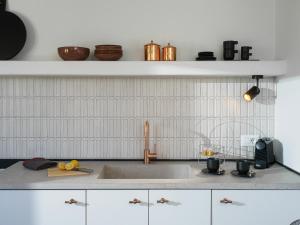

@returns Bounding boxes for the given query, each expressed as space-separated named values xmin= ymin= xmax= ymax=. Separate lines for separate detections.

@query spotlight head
xmin=243 ymin=86 xmax=260 ymax=102
xmin=243 ymin=75 xmax=264 ymax=102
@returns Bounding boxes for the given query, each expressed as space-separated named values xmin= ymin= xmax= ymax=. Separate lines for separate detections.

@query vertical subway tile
xmin=0 ymin=77 xmax=275 ymax=159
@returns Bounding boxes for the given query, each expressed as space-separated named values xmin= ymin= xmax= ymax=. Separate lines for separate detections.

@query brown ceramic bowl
xmin=94 ymin=49 xmax=123 ymax=54
xmin=95 ymin=45 xmax=122 ymax=50
xmin=94 ymin=52 xmax=123 ymax=61
xmin=58 ymin=47 xmax=90 ymax=61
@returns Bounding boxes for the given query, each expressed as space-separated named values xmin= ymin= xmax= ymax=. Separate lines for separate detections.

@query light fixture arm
xmin=252 ymin=75 xmax=264 ymax=87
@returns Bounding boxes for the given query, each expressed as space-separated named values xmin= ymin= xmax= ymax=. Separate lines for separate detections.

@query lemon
xmin=70 ymin=160 xmax=80 ymax=168
xmin=202 ymin=149 xmax=215 ymax=157
xmin=58 ymin=162 xmax=66 ymax=170
xmin=207 ymin=150 xmax=215 ymax=157
xmin=65 ymin=162 xmax=76 ymax=171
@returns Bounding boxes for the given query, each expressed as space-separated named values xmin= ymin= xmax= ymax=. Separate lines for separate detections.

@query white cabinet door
xmin=0 ymin=190 xmax=85 ymax=225
xmin=213 ymin=190 xmax=300 ymax=225
xmin=149 ymin=190 xmax=211 ymax=225
xmin=87 ymin=190 xmax=148 ymax=225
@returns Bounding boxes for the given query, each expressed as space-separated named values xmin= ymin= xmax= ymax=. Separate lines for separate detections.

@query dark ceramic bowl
xmin=207 ymin=158 xmax=220 ymax=172
xmin=94 ymin=49 xmax=123 ymax=54
xmin=236 ymin=160 xmax=250 ymax=175
xmin=94 ymin=52 xmax=123 ymax=61
xmin=95 ymin=45 xmax=122 ymax=50
xmin=58 ymin=47 xmax=90 ymax=61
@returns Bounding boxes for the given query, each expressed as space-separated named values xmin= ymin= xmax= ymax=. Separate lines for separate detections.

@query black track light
xmin=243 ymin=75 xmax=264 ymax=102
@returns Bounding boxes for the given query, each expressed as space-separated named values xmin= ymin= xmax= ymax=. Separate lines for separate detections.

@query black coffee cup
xmin=223 ymin=40 xmax=238 ymax=49
xmin=236 ymin=160 xmax=250 ymax=175
xmin=207 ymin=158 xmax=220 ymax=172
xmin=241 ymin=46 xmax=253 ymax=60
xmin=223 ymin=41 xmax=238 ymax=60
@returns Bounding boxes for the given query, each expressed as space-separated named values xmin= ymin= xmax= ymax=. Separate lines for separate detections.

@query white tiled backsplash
xmin=0 ymin=77 xmax=275 ymax=159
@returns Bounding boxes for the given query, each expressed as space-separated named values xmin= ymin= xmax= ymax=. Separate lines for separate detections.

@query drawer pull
xmin=129 ymin=198 xmax=141 ymax=204
xmin=65 ymin=198 xmax=78 ymax=204
xmin=220 ymin=198 xmax=233 ymax=204
xmin=157 ymin=198 xmax=169 ymax=204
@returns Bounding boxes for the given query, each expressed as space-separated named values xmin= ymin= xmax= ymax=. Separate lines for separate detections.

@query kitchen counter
xmin=0 ymin=161 xmax=299 ymax=190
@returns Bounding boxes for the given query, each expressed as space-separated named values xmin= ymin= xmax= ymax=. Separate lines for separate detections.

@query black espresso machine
xmin=254 ymin=138 xmax=275 ymax=169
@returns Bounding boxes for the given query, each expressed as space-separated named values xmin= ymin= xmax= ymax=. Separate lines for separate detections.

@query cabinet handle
xmin=129 ymin=198 xmax=142 ymax=204
xmin=65 ymin=198 xmax=78 ymax=204
xmin=157 ymin=198 xmax=169 ymax=204
xmin=220 ymin=198 xmax=233 ymax=204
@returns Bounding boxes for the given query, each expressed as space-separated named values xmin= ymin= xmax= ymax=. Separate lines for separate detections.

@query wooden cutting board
xmin=48 ymin=167 xmax=90 ymax=177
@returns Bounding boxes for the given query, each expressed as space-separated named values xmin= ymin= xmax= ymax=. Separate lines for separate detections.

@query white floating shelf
xmin=0 ymin=60 xmax=286 ymax=77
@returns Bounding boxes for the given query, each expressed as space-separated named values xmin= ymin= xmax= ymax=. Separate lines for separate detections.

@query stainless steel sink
xmin=98 ymin=164 xmax=193 ymax=179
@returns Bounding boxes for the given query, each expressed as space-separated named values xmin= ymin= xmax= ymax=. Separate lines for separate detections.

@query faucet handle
xmin=144 ymin=149 xmax=157 ymax=164
xmin=149 ymin=152 xmax=157 ymax=156
xmin=148 ymin=152 xmax=157 ymax=159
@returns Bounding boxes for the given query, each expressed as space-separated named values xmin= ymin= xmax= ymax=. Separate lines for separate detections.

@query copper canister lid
xmin=144 ymin=40 xmax=160 ymax=47
xmin=162 ymin=43 xmax=176 ymax=49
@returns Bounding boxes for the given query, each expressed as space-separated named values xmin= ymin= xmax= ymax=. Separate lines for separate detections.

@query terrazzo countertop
xmin=0 ymin=161 xmax=299 ymax=190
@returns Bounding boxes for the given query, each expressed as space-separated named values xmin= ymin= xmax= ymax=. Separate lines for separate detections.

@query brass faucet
xmin=144 ymin=121 xmax=157 ymax=164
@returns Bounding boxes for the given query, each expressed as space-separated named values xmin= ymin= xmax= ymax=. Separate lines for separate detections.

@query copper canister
xmin=162 ymin=43 xmax=176 ymax=61
xmin=144 ymin=40 xmax=160 ymax=61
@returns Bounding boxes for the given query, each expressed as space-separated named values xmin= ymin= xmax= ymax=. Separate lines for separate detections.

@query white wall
xmin=8 ymin=0 xmax=276 ymax=61
xmin=0 ymin=1 xmax=279 ymax=159
xmin=275 ymin=0 xmax=300 ymax=172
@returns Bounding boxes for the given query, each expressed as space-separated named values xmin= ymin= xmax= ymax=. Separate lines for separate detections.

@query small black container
xmin=236 ymin=160 xmax=250 ymax=175
xmin=241 ymin=46 xmax=253 ymax=60
xmin=223 ymin=41 xmax=238 ymax=60
xmin=198 ymin=51 xmax=214 ymax=57
xmin=207 ymin=158 xmax=220 ymax=172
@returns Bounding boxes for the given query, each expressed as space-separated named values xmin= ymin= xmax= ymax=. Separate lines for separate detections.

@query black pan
xmin=0 ymin=0 xmax=26 ymax=60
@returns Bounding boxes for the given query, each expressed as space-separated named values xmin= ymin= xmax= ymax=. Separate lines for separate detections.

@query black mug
xmin=236 ymin=160 xmax=250 ymax=175
xmin=241 ymin=46 xmax=253 ymax=60
xmin=223 ymin=41 xmax=238 ymax=60
xmin=207 ymin=158 xmax=220 ymax=172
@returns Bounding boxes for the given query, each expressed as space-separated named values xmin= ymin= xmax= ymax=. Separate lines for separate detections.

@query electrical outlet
xmin=241 ymin=135 xmax=260 ymax=147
